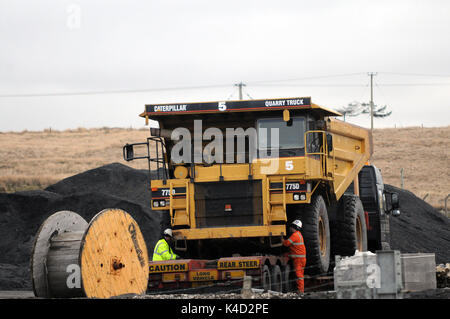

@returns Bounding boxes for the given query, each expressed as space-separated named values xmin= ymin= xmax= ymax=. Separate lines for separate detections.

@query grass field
xmin=0 ymin=126 xmax=448 ymax=209
xmin=370 ymin=126 xmax=449 ymax=210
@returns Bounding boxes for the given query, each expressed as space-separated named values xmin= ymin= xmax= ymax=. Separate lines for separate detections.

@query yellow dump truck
xmin=124 ymin=97 xmax=400 ymax=292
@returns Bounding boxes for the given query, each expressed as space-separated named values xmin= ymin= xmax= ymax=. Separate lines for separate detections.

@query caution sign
xmin=188 ymin=270 xmax=218 ymax=282
xmin=149 ymin=262 xmax=188 ymax=274
xmin=217 ymin=259 xmax=260 ymax=270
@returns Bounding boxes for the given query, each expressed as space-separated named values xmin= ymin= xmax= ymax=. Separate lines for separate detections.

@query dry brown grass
xmin=0 ymin=126 xmax=448 ymax=208
xmin=0 ymin=128 xmax=149 ymax=192
xmin=371 ymin=125 xmax=450 ymax=210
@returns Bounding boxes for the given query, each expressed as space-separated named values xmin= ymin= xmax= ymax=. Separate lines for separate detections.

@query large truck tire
xmin=261 ymin=265 xmax=272 ymax=292
xmin=332 ymin=194 xmax=368 ymax=257
xmin=294 ymin=195 xmax=330 ymax=275
xmin=282 ymin=263 xmax=295 ymax=293
xmin=271 ymin=265 xmax=283 ymax=292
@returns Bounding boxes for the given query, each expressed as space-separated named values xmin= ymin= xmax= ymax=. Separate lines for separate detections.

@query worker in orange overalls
xmin=283 ymin=219 xmax=307 ymax=293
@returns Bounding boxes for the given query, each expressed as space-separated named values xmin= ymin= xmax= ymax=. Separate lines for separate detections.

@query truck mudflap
xmin=147 ymin=256 xmax=290 ymax=293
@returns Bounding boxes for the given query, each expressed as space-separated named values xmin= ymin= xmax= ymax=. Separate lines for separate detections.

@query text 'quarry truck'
xmin=124 ymin=97 xmax=400 ymax=292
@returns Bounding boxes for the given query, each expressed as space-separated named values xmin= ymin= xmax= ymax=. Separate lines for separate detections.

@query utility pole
xmin=234 ymin=82 xmax=246 ymax=100
xmin=368 ymin=72 xmax=377 ymax=131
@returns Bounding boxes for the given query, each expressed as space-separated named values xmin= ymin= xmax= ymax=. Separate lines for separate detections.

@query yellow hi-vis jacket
xmin=152 ymin=238 xmax=178 ymax=261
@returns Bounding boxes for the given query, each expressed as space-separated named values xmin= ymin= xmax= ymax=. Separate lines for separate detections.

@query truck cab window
xmin=257 ymin=117 xmax=305 ymax=157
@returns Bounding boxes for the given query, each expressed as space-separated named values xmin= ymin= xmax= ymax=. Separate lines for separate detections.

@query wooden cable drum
xmin=31 ymin=208 xmax=149 ymax=298
xmin=80 ymin=208 xmax=149 ymax=298
xmin=31 ymin=210 xmax=88 ymax=298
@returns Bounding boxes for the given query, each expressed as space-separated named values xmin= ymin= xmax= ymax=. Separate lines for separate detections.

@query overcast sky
xmin=1 ymin=0 xmax=449 ymax=131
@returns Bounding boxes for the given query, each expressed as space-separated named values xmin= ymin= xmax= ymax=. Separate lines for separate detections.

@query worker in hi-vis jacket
xmin=152 ymin=228 xmax=180 ymax=261
xmin=283 ymin=220 xmax=307 ymax=293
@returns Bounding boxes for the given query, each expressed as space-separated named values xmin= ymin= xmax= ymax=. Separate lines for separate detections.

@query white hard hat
xmin=163 ymin=228 xmax=173 ymax=237
xmin=292 ymin=220 xmax=302 ymax=229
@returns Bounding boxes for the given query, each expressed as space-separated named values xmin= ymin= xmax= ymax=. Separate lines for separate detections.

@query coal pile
xmin=387 ymin=184 xmax=450 ymax=264
xmin=0 ymin=163 xmax=448 ymax=291
xmin=0 ymin=163 xmax=162 ymax=290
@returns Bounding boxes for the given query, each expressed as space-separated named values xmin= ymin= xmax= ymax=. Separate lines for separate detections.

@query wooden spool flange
xmin=31 ymin=208 xmax=149 ymax=298
xmin=31 ymin=210 xmax=88 ymax=298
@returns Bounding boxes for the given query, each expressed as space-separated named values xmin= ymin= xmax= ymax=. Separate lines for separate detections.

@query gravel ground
xmin=1 ymin=289 xmax=449 ymax=299
xmin=133 ymin=288 xmax=450 ymax=299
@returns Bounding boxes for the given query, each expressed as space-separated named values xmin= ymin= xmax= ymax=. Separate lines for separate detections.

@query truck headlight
xmin=293 ymin=193 xmax=306 ymax=201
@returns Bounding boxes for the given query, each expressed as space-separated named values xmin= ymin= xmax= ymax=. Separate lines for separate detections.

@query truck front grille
xmin=194 ymin=180 xmax=263 ymax=228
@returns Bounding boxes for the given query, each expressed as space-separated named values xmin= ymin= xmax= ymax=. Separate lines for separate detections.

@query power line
xmin=252 ymin=82 xmax=450 ymax=87
xmin=0 ymin=73 xmax=367 ymax=98
xmin=247 ymin=72 xmax=366 ymax=85
xmin=356 ymin=79 xmax=371 ymax=102
xmin=226 ymin=90 xmax=235 ymax=101
xmin=253 ymin=83 xmax=369 ymax=87
xmin=0 ymin=83 xmax=233 ymax=98
xmin=369 ymin=83 xmax=450 ymax=86
xmin=1 ymin=73 xmax=449 ymax=98
xmin=374 ymin=80 xmax=392 ymax=111
xmin=1 ymin=82 xmax=448 ymax=98
xmin=378 ymin=72 xmax=450 ymax=78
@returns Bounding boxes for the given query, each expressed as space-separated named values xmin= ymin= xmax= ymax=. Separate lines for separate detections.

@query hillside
xmin=0 ymin=126 xmax=449 ymax=208
xmin=371 ymin=126 xmax=449 ymax=210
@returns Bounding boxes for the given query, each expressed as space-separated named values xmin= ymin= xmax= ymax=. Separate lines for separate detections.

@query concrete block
xmin=401 ymin=253 xmax=436 ymax=292
xmin=334 ymin=251 xmax=378 ymax=298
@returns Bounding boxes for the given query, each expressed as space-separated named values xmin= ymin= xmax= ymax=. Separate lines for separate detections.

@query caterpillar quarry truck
xmin=124 ymin=97 xmax=400 ymax=292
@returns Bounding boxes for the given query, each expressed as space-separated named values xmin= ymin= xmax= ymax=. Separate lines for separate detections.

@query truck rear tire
xmin=332 ymin=194 xmax=368 ymax=257
xmin=294 ymin=194 xmax=330 ymax=275
xmin=262 ymin=265 xmax=271 ymax=292
xmin=282 ymin=264 xmax=295 ymax=292
xmin=271 ymin=265 xmax=282 ymax=292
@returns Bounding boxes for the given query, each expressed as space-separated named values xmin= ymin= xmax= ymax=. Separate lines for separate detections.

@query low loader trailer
xmin=147 ymin=256 xmax=292 ymax=293
xmin=124 ymin=96 xmax=401 ymax=293
xmin=148 ymin=255 xmax=336 ymax=293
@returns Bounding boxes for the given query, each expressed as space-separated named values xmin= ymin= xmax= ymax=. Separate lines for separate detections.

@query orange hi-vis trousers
xmin=292 ymin=257 xmax=306 ymax=292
